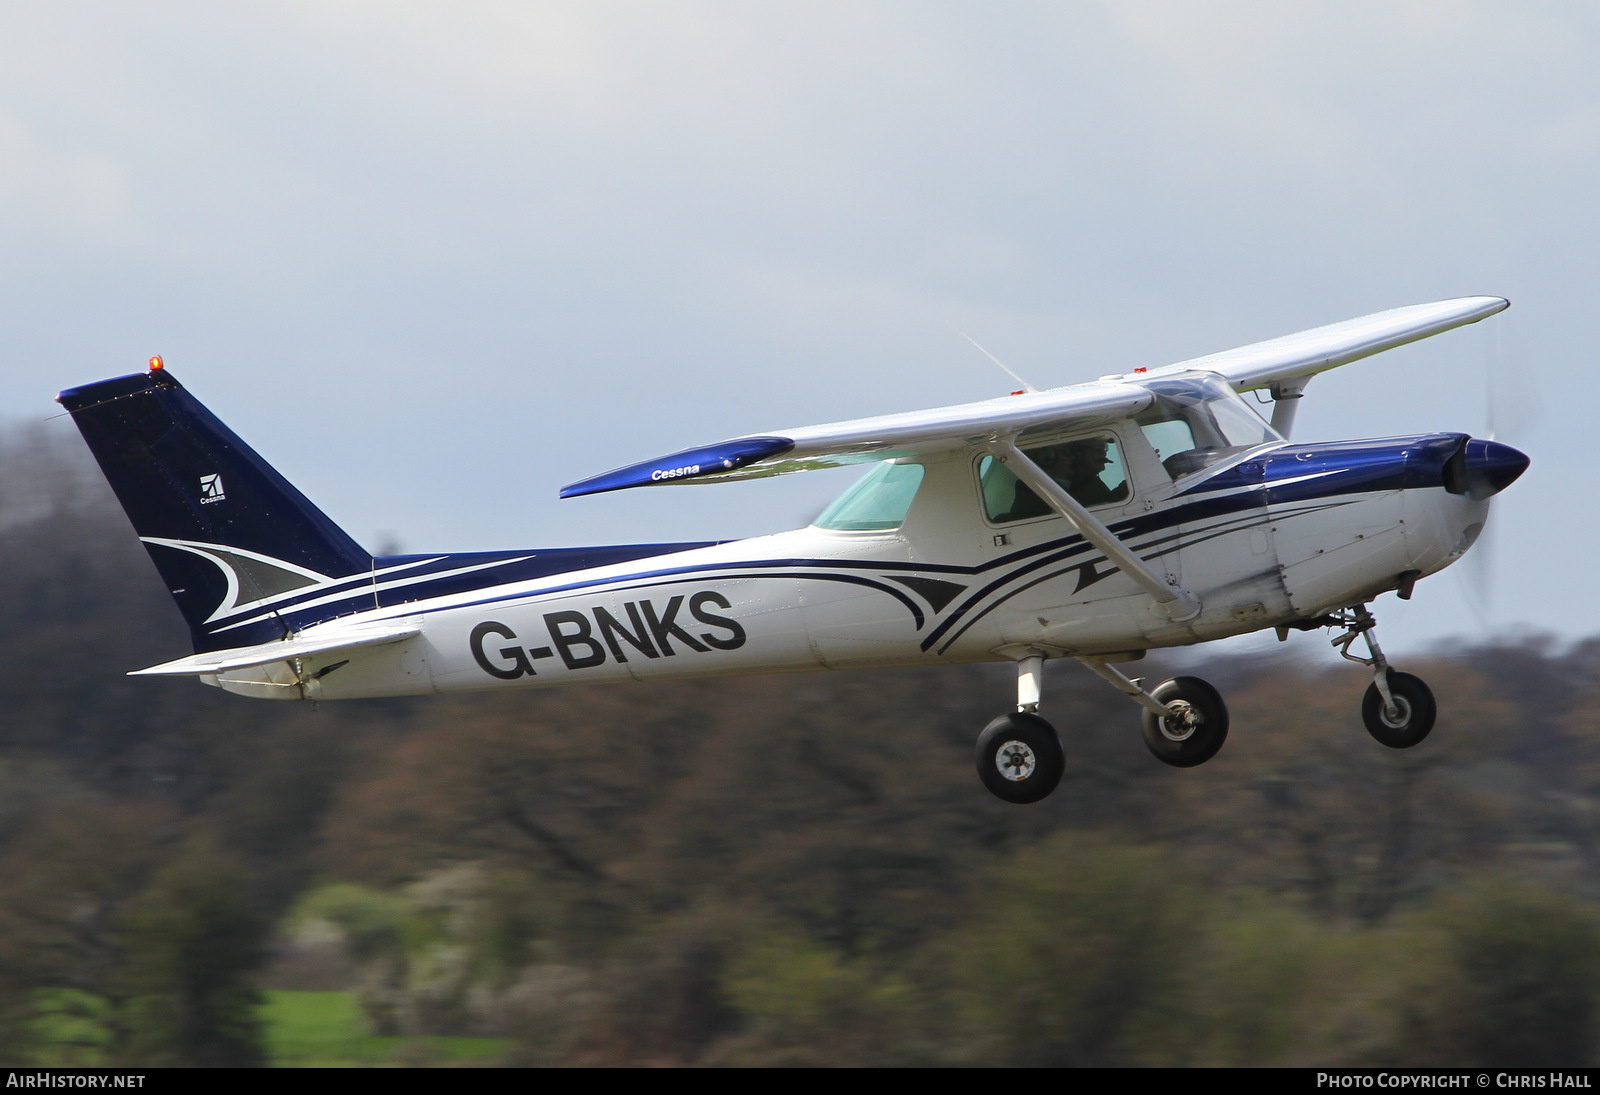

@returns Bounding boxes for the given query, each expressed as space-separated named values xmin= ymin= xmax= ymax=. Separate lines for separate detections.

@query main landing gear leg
xmin=1016 ymin=653 xmax=1044 ymax=714
xmin=1079 ymin=657 xmax=1231 ymax=768
xmin=1330 ymin=605 xmax=1436 ymax=748
xmin=974 ymin=652 xmax=1064 ymax=804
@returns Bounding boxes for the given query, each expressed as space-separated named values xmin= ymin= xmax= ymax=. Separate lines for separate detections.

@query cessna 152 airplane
xmin=58 ymin=296 xmax=1528 ymax=804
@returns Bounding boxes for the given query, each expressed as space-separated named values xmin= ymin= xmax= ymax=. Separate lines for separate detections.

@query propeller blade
xmin=1484 ymin=315 xmax=1542 ymax=445
xmin=1459 ymin=512 xmax=1494 ymax=624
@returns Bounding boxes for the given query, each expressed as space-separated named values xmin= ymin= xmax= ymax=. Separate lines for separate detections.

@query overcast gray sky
xmin=2 ymin=2 xmax=1593 ymax=654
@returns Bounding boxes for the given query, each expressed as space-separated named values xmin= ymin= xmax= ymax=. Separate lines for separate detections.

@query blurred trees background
xmin=4 ymin=423 xmax=1600 ymax=1066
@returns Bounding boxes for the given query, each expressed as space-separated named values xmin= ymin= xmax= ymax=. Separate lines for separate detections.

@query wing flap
xmin=130 ymin=623 xmax=422 ymax=676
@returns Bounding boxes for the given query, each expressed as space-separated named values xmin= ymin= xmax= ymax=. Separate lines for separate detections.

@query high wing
xmin=561 ymin=296 xmax=1506 ymax=498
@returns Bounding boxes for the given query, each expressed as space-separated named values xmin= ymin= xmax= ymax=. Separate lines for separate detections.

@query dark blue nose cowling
xmin=1443 ymin=437 xmax=1530 ymax=499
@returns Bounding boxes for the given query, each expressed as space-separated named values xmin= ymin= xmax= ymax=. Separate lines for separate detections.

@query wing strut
xmin=1268 ymin=377 xmax=1308 ymax=438
xmin=991 ymin=440 xmax=1200 ymax=621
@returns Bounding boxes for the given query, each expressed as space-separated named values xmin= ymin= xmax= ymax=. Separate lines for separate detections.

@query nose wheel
xmin=1332 ymin=605 xmax=1436 ymax=749
xmin=1361 ymin=669 xmax=1436 ymax=748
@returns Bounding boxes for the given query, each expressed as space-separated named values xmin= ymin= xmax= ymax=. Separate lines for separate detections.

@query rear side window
xmin=979 ymin=436 xmax=1130 ymax=524
xmin=814 ymin=461 xmax=926 ymax=531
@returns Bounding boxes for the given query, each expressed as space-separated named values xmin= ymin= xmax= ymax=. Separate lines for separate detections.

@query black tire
xmin=975 ymin=712 xmax=1065 ymax=804
xmin=1140 ymin=676 xmax=1229 ymax=768
xmin=1362 ymin=670 xmax=1436 ymax=748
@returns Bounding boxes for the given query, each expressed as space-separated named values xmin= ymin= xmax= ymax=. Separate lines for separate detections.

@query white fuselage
xmin=204 ymin=431 xmax=1488 ymax=701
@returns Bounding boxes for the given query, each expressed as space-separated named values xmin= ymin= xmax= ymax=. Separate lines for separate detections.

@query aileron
xmin=1134 ymin=296 xmax=1508 ymax=392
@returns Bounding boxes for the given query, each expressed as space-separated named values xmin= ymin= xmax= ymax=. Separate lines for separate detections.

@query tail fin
xmin=57 ymin=365 xmax=372 ymax=652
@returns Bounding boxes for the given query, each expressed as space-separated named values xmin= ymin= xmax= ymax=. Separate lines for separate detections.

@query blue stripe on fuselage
xmin=206 ymin=434 xmax=1468 ymax=650
xmin=1179 ymin=433 xmax=1465 ymax=502
xmin=369 ymin=545 xmax=724 ymax=609
xmin=206 ymin=542 xmax=723 ymax=645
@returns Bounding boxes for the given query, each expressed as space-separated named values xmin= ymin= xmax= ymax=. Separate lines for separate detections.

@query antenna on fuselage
xmin=956 ymin=330 xmax=1037 ymax=395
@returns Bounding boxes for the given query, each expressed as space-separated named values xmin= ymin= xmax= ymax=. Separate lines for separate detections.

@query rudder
xmin=57 ymin=364 xmax=372 ymax=652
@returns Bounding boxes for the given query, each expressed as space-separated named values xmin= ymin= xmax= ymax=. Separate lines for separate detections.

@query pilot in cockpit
xmin=1002 ymin=438 xmax=1123 ymax=521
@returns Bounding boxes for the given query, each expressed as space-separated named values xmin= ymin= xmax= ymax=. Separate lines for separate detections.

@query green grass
xmin=260 ymin=990 xmax=510 ymax=1067
xmin=26 ymin=989 xmax=113 ymax=1067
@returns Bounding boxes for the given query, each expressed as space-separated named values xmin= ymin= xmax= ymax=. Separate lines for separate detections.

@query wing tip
xmin=560 ymin=436 xmax=795 ymax=498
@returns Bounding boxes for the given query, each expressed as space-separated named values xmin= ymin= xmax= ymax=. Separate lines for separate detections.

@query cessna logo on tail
xmin=199 ymin=474 xmax=225 ymax=504
xmin=470 ymin=591 xmax=746 ymax=679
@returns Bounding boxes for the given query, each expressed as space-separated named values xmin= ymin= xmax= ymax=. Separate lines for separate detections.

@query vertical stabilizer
xmin=57 ymin=366 xmax=371 ymax=652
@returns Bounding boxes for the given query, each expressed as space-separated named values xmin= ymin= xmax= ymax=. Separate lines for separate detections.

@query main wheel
xmin=1140 ymin=676 xmax=1229 ymax=768
xmin=975 ymin=712 xmax=1065 ymax=804
xmin=1362 ymin=670 xmax=1436 ymax=748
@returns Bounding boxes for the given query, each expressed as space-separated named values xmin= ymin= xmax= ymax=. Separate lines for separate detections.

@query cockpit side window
xmin=1137 ymin=376 xmax=1280 ymax=479
xmin=813 ymin=461 xmax=925 ymax=531
xmin=979 ymin=435 xmax=1130 ymax=525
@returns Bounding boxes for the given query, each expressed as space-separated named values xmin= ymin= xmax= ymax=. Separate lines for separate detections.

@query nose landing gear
xmin=1361 ymin=670 xmax=1436 ymax=748
xmin=1330 ymin=605 xmax=1436 ymax=748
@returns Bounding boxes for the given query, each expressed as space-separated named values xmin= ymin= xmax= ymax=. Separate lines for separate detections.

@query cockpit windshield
xmin=1136 ymin=375 xmax=1280 ymax=479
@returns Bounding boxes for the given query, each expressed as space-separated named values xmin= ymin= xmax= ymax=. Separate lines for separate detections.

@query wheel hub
xmin=995 ymin=740 xmax=1037 ymax=781
xmin=1159 ymin=700 xmax=1198 ymax=742
xmin=1379 ymin=695 xmax=1412 ymax=729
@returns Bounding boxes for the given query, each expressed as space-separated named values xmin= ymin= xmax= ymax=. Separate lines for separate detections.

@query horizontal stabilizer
xmin=129 ymin=623 xmax=421 ymax=677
